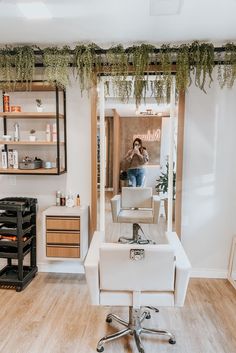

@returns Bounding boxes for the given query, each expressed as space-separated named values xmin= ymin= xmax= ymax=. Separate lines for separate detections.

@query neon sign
xmin=133 ymin=129 xmax=161 ymax=142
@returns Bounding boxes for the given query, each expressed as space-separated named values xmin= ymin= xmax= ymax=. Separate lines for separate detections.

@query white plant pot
xmin=36 ymin=107 xmax=43 ymax=112
xmin=29 ymin=135 xmax=36 ymax=142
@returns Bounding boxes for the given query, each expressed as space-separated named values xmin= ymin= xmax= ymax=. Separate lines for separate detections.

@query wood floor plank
xmin=0 ymin=275 xmax=235 ymax=353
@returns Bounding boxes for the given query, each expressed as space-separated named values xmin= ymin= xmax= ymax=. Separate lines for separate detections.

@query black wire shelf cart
xmin=0 ymin=197 xmax=38 ymax=291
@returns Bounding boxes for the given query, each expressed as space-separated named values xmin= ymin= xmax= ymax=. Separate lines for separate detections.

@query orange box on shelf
xmin=10 ymin=106 xmax=21 ymax=112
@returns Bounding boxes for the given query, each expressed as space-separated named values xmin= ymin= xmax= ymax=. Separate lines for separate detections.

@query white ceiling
xmin=0 ymin=0 xmax=236 ymax=46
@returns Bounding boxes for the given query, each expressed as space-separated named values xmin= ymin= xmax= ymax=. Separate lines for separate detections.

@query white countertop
xmin=43 ymin=205 xmax=88 ymax=216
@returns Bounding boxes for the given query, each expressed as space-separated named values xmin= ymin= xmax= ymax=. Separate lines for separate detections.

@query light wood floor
xmin=0 ymin=274 xmax=235 ymax=353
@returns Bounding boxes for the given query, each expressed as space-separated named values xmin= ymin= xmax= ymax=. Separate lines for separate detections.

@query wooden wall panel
xmin=90 ymin=85 xmax=98 ymax=240
xmin=175 ymin=91 xmax=185 ymax=237
xmin=112 ymin=109 xmax=120 ymax=195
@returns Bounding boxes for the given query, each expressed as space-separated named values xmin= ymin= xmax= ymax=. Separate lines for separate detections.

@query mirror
xmin=228 ymin=236 xmax=236 ymax=289
xmin=95 ymin=75 xmax=182 ymax=243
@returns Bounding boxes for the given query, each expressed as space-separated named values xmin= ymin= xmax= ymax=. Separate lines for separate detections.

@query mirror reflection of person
xmin=123 ymin=138 xmax=149 ymax=187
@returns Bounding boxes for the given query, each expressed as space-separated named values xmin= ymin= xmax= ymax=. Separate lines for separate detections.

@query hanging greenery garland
xmin=189 ymin=41 xmax=215 ymax=92
xmin=105 ymin=45 xmax=130 ymax=102
xmin=43 ymin=46 xmax=71 ymax=88
xmin=74 ymin=43 xmax=101 ymax=94
xmin=130 ymin=44 xmax=155 ymax=105
xmin=224 ymin=43 xmax=236 ymax=88
xmin=176 ymin=44 xmax=190 ymax=91
xmin=0 ymin=47 xmax=15 ymax=90
xmin=0 ymin=41 xmax=236 ymax=102
xmin=14 ymin=46 xmax=35 ymax=89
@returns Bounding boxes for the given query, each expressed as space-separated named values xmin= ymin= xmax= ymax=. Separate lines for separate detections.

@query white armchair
xmin=110 ymin=187 xmax=160 ymax=243
xmin=85 ymin=231 xmax=191 ymax=353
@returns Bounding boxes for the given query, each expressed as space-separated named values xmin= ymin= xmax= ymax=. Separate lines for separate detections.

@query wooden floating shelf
xmin=0 ymin=168 xmax=60 ymax=174
xmin=0 ymin=112 xmax=64 ymax=119
xmin=1 ymin=82 xmax=63 ymax=92
xmin=0 ymin=141 xmax=64 ymax=145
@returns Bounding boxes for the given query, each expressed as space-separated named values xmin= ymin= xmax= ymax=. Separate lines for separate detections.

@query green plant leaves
xmin=156 ymin=162 xmax=176 ymax=199
xmin=0 ymin=42 xmax=235 ymax=101
xmin=43 ymin=46 xmax=71 ymax=88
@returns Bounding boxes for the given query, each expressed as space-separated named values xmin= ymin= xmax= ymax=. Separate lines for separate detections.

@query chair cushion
xmin=121 ymin=187 xmax=153 ymax=208
xmin=117 ymin=209 xmax=154 ymax=223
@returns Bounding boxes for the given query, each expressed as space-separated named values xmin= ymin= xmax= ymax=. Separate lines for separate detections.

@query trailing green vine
xmin=74 ymin=43 xmax=101 ymax=93
xmin=14 ymin=46 xmax=35 ymax=89
xmin=105 ymin=45 xmax=130 ymax=102
xmin=0 ymin=42 xmax=236 ymax=102
xmin=0 ymin=47 xmax=15 ymax=90
xmin=43 ymin=46 xmax=71 ymax=88
xmin=224 ymin=43 xmax=236 ymax=88
xmin=131 ymin=44 xmax=154 ymax=105
xmin=176 ymin=44 xmax=190 ymax=91
xmin=189 ymin=41 xmax=215 ymax=92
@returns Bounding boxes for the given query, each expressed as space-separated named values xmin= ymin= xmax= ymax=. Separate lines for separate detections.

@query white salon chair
xmin=110 ymin=187 xmax=160 ymax=243
xmin=85 ymin=231 xmax=191 ymax=353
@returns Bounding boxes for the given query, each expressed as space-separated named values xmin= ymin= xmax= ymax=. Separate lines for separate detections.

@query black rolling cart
xmin=0 ymin=197 xmax=38 ymax=291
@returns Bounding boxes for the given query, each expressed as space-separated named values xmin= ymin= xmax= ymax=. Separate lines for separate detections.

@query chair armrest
xmin=166 ymin=232 xmax=191 ymax=307
xmin=84 ymin=231 xmax=105 ymax=305
xmin=110 ymin=195 xmax=121 ymax=222
xmin=152 ymin=195 xmax=160 ymax=223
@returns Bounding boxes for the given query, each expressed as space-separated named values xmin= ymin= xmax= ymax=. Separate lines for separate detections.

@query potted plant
xmin=29 ymin=129 xmax=36 ymax=142
xmin=156 ymin=162 xmax=176 ymax=220
xmin=36 ymin=99 xmax=43 ymax=112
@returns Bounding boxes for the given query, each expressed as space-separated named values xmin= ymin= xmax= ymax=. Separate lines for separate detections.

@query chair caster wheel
xmin=169 ymin=338 xmax=176 ymax=344
xmin=97 ymin=347 xmax=104 ymax=352
xmin=106 ymin=316 xmax=112 ymax=323
xmin=145 ymin=313 xmax=151 ymax=319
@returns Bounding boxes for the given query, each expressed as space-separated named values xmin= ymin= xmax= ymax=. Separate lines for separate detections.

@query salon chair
xmin=110 ymin=187 xmax=160 ymax=243
xmin=85 ymin=231 xmax=191 ymax=353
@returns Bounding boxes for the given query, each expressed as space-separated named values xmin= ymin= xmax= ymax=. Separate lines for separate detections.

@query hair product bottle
xmin=8 ymin=149 xmax=14 ymax=168
xmin=66 ymin=191 xmax=74 ymax=208
xmin=52 ymin=123 xmax=57 ymax=142
xmin=60 ymin=193 xmax=66 ymax=206
xmin=46 ymin=124 xmax=51 ymax=142
xmin=3 ymin=93 xmax=10 ymax=112
xmin=14 ymin=123 xmax=20 ymax=142
xmin=13 ymin=150 xmax=19 ymax=169
xmin=56 ymin=191 xmax=61 ymax=206
xmin=1 ymin=150 xmax=8 ymax=169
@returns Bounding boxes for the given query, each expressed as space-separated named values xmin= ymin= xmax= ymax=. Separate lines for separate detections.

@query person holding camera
xmin=123 ymin=138 xmax=149 ymax=187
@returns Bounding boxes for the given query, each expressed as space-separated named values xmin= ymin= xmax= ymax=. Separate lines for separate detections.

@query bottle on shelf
xmin=66 ymin=191 xmax=74 ymax=208
xmin=1 ymin=150 xmax=8 ymax=169
xmin=13 ymin=150 xmax=19 ymax=169
xmin=14 ymin=123 xmax=20 ymax=142
xmin=46 ymin=124 xmax=51 ymax=142
xmin=60 ymin=193 xmax=66 ymax=206
xmin=3 ymin=93 xmax=10 ymax=112
xmin=56 ymin=191 xmax=61 ymax=206
xmin=8 ymin=149 xmax=14 ymax=168
xmin=76 ymin=194 xmax=80 ymax=206
xmin=52 ymin=123 xmax=57 ymax=142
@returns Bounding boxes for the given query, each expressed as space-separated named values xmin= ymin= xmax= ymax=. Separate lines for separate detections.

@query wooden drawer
xmin=46 ymin=231 xmax=80 ymax=245
xmin=46 ymin=245 xmax=80 ymax=258
xmin=46 ymin=217 xmax=80 ymax=231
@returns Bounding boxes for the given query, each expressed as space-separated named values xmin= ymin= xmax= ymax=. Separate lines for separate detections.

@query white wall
xmin=182 ymin=69 xmax=236 ymax=278
xmin=0 ymin=75 xmax=91 ymax=273
xmin=1 ymin=69 xmax=236 ymax=278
